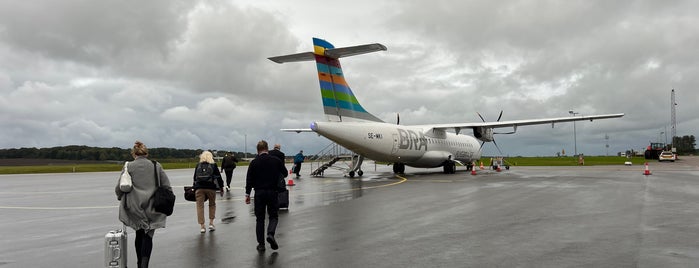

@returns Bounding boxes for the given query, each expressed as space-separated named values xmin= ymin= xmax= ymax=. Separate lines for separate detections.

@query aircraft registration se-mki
xmin=269 ymin=38 xmax=623 ymax=176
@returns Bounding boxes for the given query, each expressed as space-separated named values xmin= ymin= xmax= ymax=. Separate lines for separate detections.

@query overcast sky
xmin=1 ymin=0 xmax=697 ymax=157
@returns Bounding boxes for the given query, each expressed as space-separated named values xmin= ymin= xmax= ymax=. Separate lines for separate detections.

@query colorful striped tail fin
xmin=269 ymin=38 xmax=386 ymax=122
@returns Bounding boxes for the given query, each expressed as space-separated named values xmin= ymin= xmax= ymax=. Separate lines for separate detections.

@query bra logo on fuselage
xmin=397 ymin=129 xmax=427 ymax=151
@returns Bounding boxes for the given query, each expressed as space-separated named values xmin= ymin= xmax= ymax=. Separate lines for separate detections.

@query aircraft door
xmin=391 ymin=133 xmax=399 ymax=155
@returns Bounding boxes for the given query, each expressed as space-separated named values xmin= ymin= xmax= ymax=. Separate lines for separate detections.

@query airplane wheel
xmin=358 ymin=170 xmax=363 ymax=176
xmin=393 ymin=163 xmax=405 ymax=174
xmin=349 ymin=171 xmax=355 ymax=178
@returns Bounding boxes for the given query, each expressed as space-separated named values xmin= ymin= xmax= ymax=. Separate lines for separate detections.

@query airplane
xmin=269 ymin=38 xmax=624 ymax=177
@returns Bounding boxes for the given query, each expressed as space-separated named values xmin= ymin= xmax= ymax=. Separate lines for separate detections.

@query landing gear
xmin=443 ymin=161 xmax=456 ymax=174
xmin=348 ymin=169 xmax=363 ymax=178
xmin=393 ymin=163 xmax=405 ymax=174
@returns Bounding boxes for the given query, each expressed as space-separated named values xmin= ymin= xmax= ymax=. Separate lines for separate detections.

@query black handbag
xmin=184 ymin=186 xmax=196 ymax=202
xmin=151 ymin=160 xmax=175 ymax=216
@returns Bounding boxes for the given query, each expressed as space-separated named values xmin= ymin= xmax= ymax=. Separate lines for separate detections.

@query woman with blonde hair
xmin=192 ymin=150 xmax=224 ymax=233
xmin=115 ymin=141 xmax=172 ymax=268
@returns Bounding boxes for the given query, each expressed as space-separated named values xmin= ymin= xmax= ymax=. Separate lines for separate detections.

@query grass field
xmin=0 ymin=156 xmax=649 ymax=175
xmin=494 ymin=156 xmax=647 ymax=166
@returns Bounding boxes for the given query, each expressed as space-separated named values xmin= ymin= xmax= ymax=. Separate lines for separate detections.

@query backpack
xmin=195 ymin=163 xmax=214 ymax=182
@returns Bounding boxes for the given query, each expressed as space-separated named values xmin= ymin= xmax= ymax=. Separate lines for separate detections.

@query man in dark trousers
xmin=245 ymin=140 xmax=288 ymax=251
xmin=220 ymin=152 xmax=238 ymax=191
xmin=269 ymin=144 xmax=290 ymax=209
xmin=293 ymin=150 xmax=304 ymax=178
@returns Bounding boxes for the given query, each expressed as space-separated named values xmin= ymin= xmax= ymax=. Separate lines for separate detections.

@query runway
xmin=2 ymin=158 xmax=699 ymax=267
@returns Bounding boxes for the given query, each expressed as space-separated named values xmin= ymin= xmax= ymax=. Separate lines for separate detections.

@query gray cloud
xmin=0 ymin=0 xmax=696 ymax=157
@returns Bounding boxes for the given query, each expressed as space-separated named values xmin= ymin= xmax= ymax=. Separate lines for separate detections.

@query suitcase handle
xmin=112 ymin=248 xmax=121 ymax=261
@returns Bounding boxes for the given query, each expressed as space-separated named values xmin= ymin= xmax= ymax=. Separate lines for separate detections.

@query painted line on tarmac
xmin=0 ymin=177 xmax=407 ymax=210
xmin=291 ymin=175 xmax=407 ymax=196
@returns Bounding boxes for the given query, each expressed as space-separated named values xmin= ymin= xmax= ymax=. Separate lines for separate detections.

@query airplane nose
xmin=310 ymin=122 xmax=318 ymax=131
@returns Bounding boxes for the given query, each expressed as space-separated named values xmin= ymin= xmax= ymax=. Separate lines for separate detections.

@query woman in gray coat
xmin=115 ymin=141 xmax=172 ymax=268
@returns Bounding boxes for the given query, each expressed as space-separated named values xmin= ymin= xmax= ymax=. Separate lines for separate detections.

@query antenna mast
xmin=671 ymin=89 xmax=677 ymax=150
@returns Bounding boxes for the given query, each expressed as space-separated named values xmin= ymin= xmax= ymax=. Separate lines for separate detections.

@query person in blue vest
xmin=293 ymin=150 xmax=304 ymax=178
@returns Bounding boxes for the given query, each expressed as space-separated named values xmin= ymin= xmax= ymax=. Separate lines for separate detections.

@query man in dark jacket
xmin=245 ymin=140 xmax=288 ymax=251
xmin=269 ymin=144 xmax=286 ymax=164
xmin=220 ymin=152 xmax=238 ymax=191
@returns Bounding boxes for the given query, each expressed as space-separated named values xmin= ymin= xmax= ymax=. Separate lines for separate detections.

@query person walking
xmin=245 ymin=140 xmax=288 ymax=251
xmin=115 ymin=141 xmax=172 ymax=268
xmin=269 ymin=143 xmax=290 ymax=209
xmin=193 ymin=151 xmax=224 ymax=233
xmin=269 ymin=144 xmax=286 ymax=163
xmin=220 ymin=152 xmax=239 ymax=192
xmin=293 ymin=150 xmax=304 ymax=178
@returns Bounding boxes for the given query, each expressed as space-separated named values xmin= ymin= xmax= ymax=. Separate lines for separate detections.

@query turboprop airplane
xmin=269 ymin=38 xmax=624 ymax=176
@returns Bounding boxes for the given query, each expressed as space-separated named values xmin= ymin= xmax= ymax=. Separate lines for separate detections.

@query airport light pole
xmin=569 ymin=110 xmax=579 ymax=156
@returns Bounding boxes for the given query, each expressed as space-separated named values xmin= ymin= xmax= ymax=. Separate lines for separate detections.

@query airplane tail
xmin=269 ymin=38 xmax=386 ymax=122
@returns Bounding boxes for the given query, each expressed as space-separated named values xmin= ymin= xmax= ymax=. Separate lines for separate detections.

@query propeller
xmin=476 ymin=110 xmax=510 ymax=155
xmin=396 ymin=113 xmax=400 ymax=125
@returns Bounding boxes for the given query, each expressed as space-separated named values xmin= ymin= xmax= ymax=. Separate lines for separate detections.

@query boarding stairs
xmin=309 ymin=142 xmax=357 ymax=177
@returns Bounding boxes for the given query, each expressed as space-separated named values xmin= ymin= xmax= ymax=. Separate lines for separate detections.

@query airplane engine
xmin=414 ymin=151 xmax=453 ymax=167
xmin=474 ymin=127 xmax=494 ymax=142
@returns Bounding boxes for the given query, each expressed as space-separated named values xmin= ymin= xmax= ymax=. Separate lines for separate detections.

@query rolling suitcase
xmin=278 ymin=190 xmax=289 ymax=210
xmin=105 ymin=226 xmax=127 ymax=268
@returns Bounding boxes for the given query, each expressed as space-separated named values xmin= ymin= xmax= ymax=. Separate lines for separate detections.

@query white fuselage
xmin=310 ymin=121 xmax=482 ymax=168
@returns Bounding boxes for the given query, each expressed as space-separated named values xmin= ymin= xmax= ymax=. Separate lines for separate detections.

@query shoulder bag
xmin=183 ymin=186 xmax=196 ymax=202
xmin=119 ymin=162 xmax=132 ymax=192
xmin=151 ymin=160 xmax=175 ymax=216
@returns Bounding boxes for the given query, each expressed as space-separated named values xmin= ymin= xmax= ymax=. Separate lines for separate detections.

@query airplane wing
xmin=281 ymin=128 xmax=314 ymax=133
xmin=416 ymin=113 xmax=625 ymax=133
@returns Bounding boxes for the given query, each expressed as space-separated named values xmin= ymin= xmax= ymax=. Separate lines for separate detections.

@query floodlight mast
xmin=569 ymin=110 xmax=579 ymax=156
xmin=670 ymin=89 xmax=676 ymax=151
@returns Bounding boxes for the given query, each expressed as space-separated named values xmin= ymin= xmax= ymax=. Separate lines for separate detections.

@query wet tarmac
xmin=2 ymin=158 xmax=699 ymax=267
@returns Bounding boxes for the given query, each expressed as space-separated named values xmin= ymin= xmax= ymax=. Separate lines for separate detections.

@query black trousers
xmin=254 ymin=189 xmax=279 ymax=244
xmin=293 ymin=163 xmax=302 ymax=176
xmin=135 ymin=229 xmax=154 ymax=266
xmin=223 ymin=168 xmax=234 ymax=187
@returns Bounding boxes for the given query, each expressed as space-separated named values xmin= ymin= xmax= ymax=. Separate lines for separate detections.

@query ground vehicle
xmin=644 ymin=142 xmax=666 ymax=160
xmin=658 ymin=151 xmax=675 ymax=162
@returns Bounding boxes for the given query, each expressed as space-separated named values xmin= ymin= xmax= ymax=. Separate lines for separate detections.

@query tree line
xmin=673 ymin=135 xmax=697 ymax=155
xmin=0 ymin=145 xmax=254 ymax=161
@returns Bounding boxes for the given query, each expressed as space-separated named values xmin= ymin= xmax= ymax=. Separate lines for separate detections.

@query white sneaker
xmin=225 ymin=186 xmax=230 ymax=191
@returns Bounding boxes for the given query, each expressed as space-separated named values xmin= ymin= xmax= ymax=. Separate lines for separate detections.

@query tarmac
xmin=2 ymin=157 xmax=699 ymax=267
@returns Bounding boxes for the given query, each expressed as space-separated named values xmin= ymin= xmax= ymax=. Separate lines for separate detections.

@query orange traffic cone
xmin=471 ymin=169 xmax=477 ymax=175
xmin=287 ymin=178 xmax=295 ymax=186
xmin=479 ymin=162 xmax=484 ymax=170
xmin=643 ymin=162 xmax=651 ymax=175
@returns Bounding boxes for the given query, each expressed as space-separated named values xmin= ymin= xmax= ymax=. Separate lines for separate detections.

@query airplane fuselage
xmin=311 ymin=121 xmax=482 ymax=168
